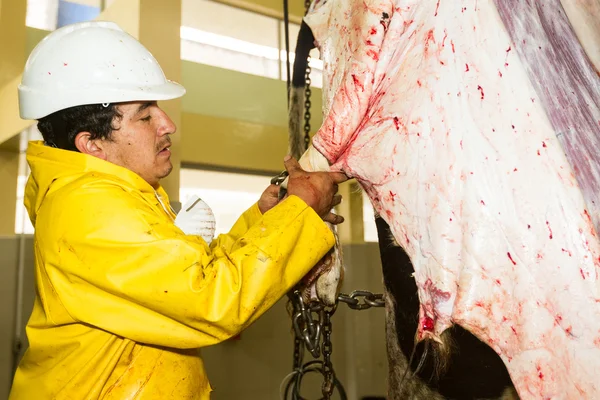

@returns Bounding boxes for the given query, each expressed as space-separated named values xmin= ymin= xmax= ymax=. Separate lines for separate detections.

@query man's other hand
xmin=258 ymin=184 xmax=280 ymax=214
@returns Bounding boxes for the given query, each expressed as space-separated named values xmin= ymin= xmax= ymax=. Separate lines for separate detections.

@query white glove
xmin=175 ymin=195 xmax=216 ymax=245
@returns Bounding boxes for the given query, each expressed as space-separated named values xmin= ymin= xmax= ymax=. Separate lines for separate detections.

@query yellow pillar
xmin=0 ymin=0 xmax=27 ymax=236
xmin=336 ymin=181 xmax=365 ymax=244
xmin=98 ymin=0 xmax=183 ymax=210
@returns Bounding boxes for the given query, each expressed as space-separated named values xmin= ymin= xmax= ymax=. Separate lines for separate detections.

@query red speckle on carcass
xmin=434 ymin=0 xmax=440 ymax=16
xmin=480 ymin=200 xmax=486 ymax=205
xmin=511 ymin=326 xmax=518 ymax=335
xmin=442 ymin=30 xmax=448 ymax=47
xmin=47 ymin=72 xmax=51 ymax=75
xmin=405 ymin=233 xmax=410 ymax=244
xmin=505 ymin=62 xmax=509 ymax=67
xmin=352 ymin=74 xmax=364 ymax=91
xmin=499 ymin=71 xmax=503 ymax=77
xmin=369 ymin=27 xmax=377 ymax=35
xmin=580 ymin=268 xmax=586 ymax=280
xmin=566 ymin=326 xmax=574 ymax=336
xmin=528 ymin=224 xmax=531 ymax=229
xmin=393 ymin=117 xmax=400 ymax=130
xmin=496 ymin=279 xmax=502 ymax=285
xmin=546 ymin=221 xmax=553 ymax=239
xmin=366 ymin=49 xmax=379 ymax=61
xmin=63 ymin=63 xmax=68 ymax=67
xmin=537 ymin=150 xmax=541 ymax=156
xmin=506 ymin=46 xmax=512 ymax=54
xmin=389 ymin=191 xmax=396 ymax=201
xmin=465 ymin=63 xmax=470 ymax=72
xmin=404 ymin=19 xmax=414 ymax=28
xmin=536 ymin=253 xmax=543 ymax=260
xmin=422 ymin=316 xmax=434 ymax=331
xmin=537 ymin=365 xmax=544 ymax=380
xmin=417 ymin=79 xmax=422 ymax=87
xmin=477 ymin=85 xmax=484 ymax=99
xmin=449 ymin=218 xmax=453 ymax=221
xmin=562 ymin=248 xmax=572 ymax=257
xmin=425 ymin=29 xmax=436 ymax=53
xmin=507 ymin=252 xmax=517 ymax=265
xmin=513 ymin=168 xmax=518 ymax=172
xmin=366 ymin=39 xmax=373 ymax=46
xmin=542 ymin=141 xmax=547 ymax=148
xmin=511 ymin=124 xmax=515 ymax=129
xmin=460 ymin=140 xmax=463 ymax=149
xmin=440 ymin=60 xmax=445 ymax=65
xmin=451 ymin=40 xmax=455 ymax=53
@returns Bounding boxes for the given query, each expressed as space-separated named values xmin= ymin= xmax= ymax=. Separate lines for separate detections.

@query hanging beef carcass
xmin=288 ymin=0 xmax=600 ymax=399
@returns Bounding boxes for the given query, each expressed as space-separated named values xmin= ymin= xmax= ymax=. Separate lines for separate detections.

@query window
xmin=363 ymin=192 xmax=379 ymax=242
xmin=181 ymin=0 xmax=323 ymax=87
xmin=26 ymin=0 xmax=59 ymax=30
xmin=15 ymin=126 xmax=43 ymax=235
xmin=180 ymin=168 xmax=271 ymax=237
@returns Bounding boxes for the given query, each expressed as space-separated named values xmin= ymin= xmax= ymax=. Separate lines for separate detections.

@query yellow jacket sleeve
xmin=37 ymin=181 xmax=334 ymax=349
xmin=209 ymin=202 xmax=263 ymax=252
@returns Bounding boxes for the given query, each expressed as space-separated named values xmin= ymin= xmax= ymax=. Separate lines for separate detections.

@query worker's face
xmin=102 ymin=101 xmax=176 ymax=188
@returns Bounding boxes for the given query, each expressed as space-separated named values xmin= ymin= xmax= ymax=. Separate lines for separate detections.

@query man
xmin=9 ymin=21 xmax=347 ymax=399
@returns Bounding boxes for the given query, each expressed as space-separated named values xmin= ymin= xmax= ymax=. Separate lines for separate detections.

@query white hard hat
xmin=19 ymin=21 xmax=186 ymax=120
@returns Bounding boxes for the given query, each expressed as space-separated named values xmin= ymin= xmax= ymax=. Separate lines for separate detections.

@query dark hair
xmin=37 ymin=104 xmax=123 ymax=151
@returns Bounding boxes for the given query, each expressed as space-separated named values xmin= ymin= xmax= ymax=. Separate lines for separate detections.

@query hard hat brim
xmin=19 ymin=81 xmax=186 ymax=120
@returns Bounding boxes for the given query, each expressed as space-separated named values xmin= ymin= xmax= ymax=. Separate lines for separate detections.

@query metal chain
xmin=283 ymin=289 xmax=384 ymax=399
xmin=303 ymin=0 xmax=312 ymax=150
xmin=321 ymin=306 xmax=335 ymax=399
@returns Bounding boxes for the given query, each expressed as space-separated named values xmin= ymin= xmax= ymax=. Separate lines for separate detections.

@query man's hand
xmin=283 ymin=155 xmax=348 ymax=224
xmin=258 ymin=184 xmax=280 ymax=214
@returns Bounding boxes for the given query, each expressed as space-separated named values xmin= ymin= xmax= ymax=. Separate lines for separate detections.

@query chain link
xmin=337 ymin=290 xmax=386 ymax=310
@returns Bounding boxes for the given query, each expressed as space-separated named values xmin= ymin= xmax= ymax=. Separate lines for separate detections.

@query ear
xmin=74 ymin=132 xmax=107 ymax=160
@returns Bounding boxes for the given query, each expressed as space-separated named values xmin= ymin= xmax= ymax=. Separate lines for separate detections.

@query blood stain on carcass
xmin=477 ymin=85 xmax=484 ymax=99
xmin=507 ymin=252 xmax=517 ymax=265
xmin=425 ymin=29 xmax=436 ymax=54
xmin=465 ymin=63 xmax=470 ymax=72
xmin=422 ymin=316 xmax=434 ymax=331
xmin=352 ymin=74 xmax=364 ymax=91
xmin=366 ymin=49 xmax=379 ymax=61
xmin=581 ymin=268 xmax=586 ymax=280
xmin=537 ymin=365 xmax=544 ymax=380
xmin=546 ymin=221 xmax=553 ymax=239
xmin=369 ymin=27 xmax=377 ymax=35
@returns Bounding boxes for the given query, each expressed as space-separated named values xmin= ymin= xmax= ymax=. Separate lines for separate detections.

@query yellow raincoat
xmin=9 ymin=141 xmax=335 ymax=399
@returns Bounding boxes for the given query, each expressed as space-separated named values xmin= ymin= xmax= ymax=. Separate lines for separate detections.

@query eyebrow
xmin=135 ymin=101 xmax=155 ymax=115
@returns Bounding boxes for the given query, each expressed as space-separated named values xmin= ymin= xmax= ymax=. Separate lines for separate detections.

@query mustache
xmin=156 ymin=138 xmax=172 ymax=152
